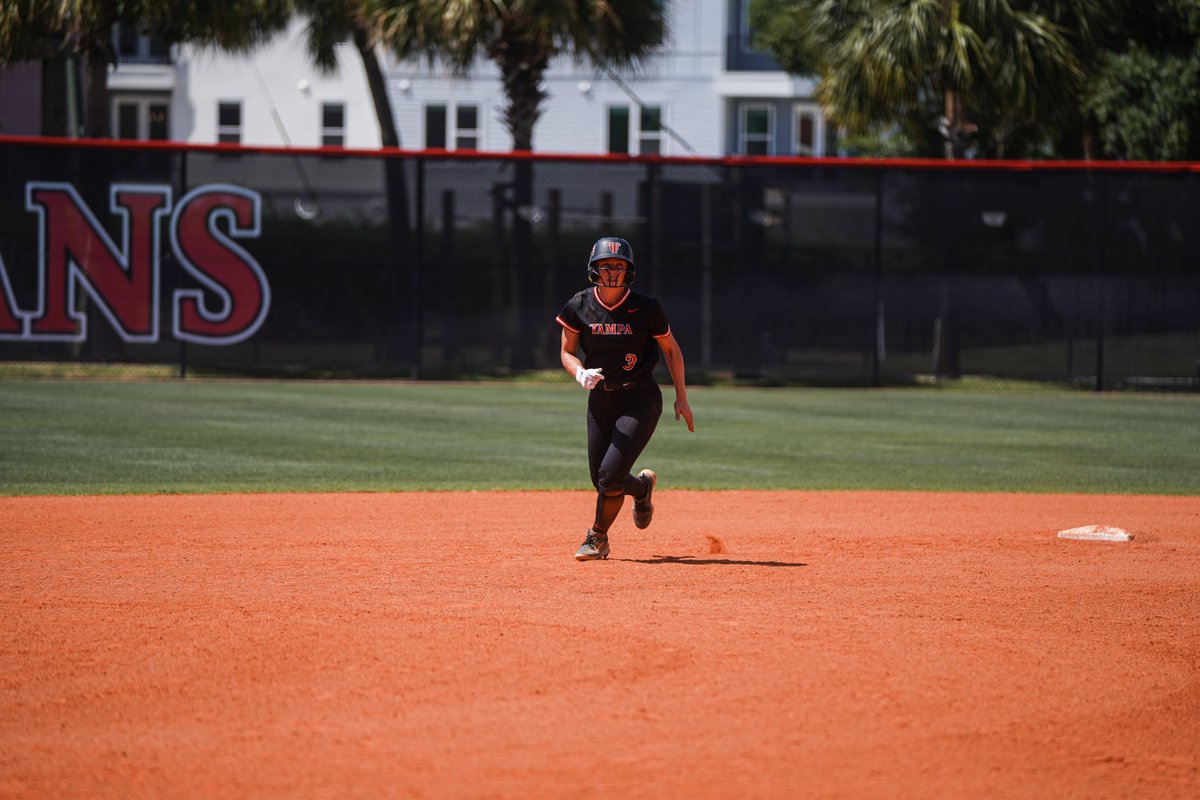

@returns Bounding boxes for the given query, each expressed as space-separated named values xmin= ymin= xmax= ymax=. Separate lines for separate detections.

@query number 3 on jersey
xmin=623 ymin=353 xmax=637 ymax=371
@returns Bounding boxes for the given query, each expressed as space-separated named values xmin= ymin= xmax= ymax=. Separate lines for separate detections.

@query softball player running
xmin=556 ymin=236 xmax=695 ymax=561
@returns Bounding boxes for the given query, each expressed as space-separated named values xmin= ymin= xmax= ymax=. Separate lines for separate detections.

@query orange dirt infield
xmin=2 ymin=490 xmax=1198 ymax=799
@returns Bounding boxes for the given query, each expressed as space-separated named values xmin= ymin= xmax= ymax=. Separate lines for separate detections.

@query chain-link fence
xmin=1 ymin=137 xmax=1197 ymax=388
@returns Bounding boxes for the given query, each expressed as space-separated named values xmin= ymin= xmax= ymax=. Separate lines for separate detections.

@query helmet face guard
xmin=587 ymin=236 xmax=636 ymax=287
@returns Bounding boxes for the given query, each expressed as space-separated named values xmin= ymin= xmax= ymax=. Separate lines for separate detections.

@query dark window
xmin=426 ymin=105 xmax=447 ymax=149
xmin=217 ymin=102 xmax=241 ymax=144
xmin=799 ymin=112 xmax=814 ymax=155
xmin=322 ymin=103 xmax=344 ymax=129
xmin=148 ymin=103 xmax=168 ymax=140
xmin=118 ymin=104 xmax=138 ymax=140
xmin=113 ymin=22 xmax=170 ymax=64
xmin=638 ymin=106 xmax=662 ymax=155
xmin=321 ymin=102 xmax=345 ymax=147
xmin=741 ymin=105 xmax=773 ymax=155
xmin=117 ymin=24 xmax=140 ymax=60
xmin=455 ymin=105 xmax=478 ymax=150
xmin=148 ymin=32 xmax=169 ymax=60
xmin=607 ymin=106 xmax=630 ymax=154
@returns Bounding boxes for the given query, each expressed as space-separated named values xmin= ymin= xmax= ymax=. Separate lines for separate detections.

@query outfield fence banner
xmin=1 ymin=136 xmax=1197 ymax=388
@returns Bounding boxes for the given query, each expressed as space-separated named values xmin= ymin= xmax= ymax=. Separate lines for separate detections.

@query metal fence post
xmin=1095 ymin=173 xmax=1107 ymax=392
xmin=178 ymin=147 xmax=188 ymax=380
xmin=647 ymin=162 xmax=662 ymax=299
xmin=700 ymin=183 xmax=713 ymax=370
xmin=872 ymin=170 xmax=885 ymax=387
xmin=412 ymin=158 xmax=424 ymax=380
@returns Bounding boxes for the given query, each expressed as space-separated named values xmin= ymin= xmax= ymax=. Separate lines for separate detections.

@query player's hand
xmin=575 ymin=366 xmax=604 ymax=391
xmin=674 ymin=398 xmax=695 ymax=432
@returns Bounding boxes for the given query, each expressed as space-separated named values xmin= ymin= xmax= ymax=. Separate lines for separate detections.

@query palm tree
xmin=751 ymin=0 xmax=1117 ymax=159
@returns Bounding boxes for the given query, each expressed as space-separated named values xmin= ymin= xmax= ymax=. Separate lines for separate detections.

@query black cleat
xmin=574 ymin=529 xmax=610 ymax=561
xmin=633 ymin=469 xmax=656 ymax=529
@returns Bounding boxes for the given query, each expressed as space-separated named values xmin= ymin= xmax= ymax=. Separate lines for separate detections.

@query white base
xmin=1057 ymin=525 xmax=1133 ymax=542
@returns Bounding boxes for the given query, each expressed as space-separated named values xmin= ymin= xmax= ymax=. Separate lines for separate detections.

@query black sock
xmin=593 ymin=491 xmax=625 ymax=533
xmin=625 ymin=473 xmax=647 ymax=500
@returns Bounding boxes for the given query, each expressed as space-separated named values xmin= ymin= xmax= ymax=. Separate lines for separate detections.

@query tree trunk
xmin=1081 ymin=117 xmax=1098 ymax=162
xmin=936 ymin=96 xmax=964 ymax=378
xmin=943 ymin=90 xmax=960 ymax=160
xmin=82 ymin=37 xmax=112 ymax=138
xmin=354 ymin=22 xmax=400 ymax=149
xmin=491 ymin=21 xmax=550 ymax=151
xmin=492 ymin=26 xmax=552 ymax=369
xmin=353 ymin=22 xmax=414 ymax=371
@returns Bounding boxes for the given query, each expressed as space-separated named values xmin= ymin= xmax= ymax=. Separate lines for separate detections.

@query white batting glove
xmin=575 ymin=365 xmax=604 ymax=390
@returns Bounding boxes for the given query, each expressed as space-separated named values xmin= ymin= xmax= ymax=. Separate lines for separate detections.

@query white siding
xmin=173 ymin=17 xmax=380 ymax=148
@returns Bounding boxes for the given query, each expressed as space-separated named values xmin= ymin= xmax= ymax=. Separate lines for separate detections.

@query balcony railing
xmin=726 ymin=34 xmax=783 ymax=72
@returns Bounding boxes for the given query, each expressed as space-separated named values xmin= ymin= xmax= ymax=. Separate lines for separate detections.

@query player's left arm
xmin=656 ymin=332 xmax=694 ymax=432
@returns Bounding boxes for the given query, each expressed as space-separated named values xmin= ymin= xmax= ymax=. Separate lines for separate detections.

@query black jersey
xmin=556 ymin=287 xmax=671 ymax=383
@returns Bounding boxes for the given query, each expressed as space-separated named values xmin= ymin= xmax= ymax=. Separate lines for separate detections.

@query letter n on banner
xmin=25 ymin=183 xmax=172 ymax=342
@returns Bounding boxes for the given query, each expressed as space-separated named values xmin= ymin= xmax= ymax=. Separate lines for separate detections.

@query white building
xmin=383 ymin=0 xmax=832 ymax=158
xmin=41 ymin=1 xmax=832 ymax=158
xmin=107 ymin=16 xmax=380 ymax=150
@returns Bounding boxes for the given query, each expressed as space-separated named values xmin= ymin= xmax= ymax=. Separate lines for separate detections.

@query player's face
xmin=595 ymin=258 xmax=628 ymax=287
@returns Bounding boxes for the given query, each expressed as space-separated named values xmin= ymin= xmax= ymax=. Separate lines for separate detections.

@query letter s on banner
xmin=171 ymin=185 xmax=269 ymax=345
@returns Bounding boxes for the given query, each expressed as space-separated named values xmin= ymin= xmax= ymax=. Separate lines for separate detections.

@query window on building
xmin=117 ymin=103 xmax=138 ymax=140
xmin=425 ymin=104 xmax=447 ymax=149
xmin=740 ymin=104 xmax=774 ymax=155
xmin=638 ymin=106 xmax=663 ymax=155
xmin=217 ymin=101 xmax=241 ymax=144
xmin=113 ymin=96 xmax=170 ymax=140
xmin=113 ymin=22 xmax=169 ymax=64
xmin=607 ymin=106 xmax=630 ymax=155
xmin=117 ymin=24 xmax=140 ymax=61
xmin=455 ymin=105 xmax=479 ymax=150
xmin=321 ymin=102 xmax=345 ymax=147
xmin=148 ymin=103 xmax=168 ymax=140
xmin=794 ymin=105 xmax=817 ymax=156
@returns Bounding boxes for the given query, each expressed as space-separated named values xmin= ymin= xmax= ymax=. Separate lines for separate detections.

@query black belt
xmin=602 ymin=373 xmax=651 ymax=392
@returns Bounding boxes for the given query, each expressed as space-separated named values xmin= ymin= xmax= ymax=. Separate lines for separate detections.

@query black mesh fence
xmin=1 ymin=137 xmax=1197 ymax=388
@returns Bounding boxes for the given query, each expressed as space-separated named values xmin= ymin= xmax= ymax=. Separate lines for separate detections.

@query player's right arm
xmin=560 ymin=327 xmax=583 ymax=377
xmin=561 ymin=327 xmax=604 ymax=390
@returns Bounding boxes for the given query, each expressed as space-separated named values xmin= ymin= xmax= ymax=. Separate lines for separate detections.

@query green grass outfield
xmin=1 ymin=378 xmax=1197 ymax=496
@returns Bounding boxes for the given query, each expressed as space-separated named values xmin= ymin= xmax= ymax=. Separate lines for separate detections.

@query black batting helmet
xmin=587 ymin=236 xmax=636 ymax=287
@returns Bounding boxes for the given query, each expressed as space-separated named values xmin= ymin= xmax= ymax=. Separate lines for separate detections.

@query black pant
xmin=586 ymin=378 xmax=662 ymax=497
